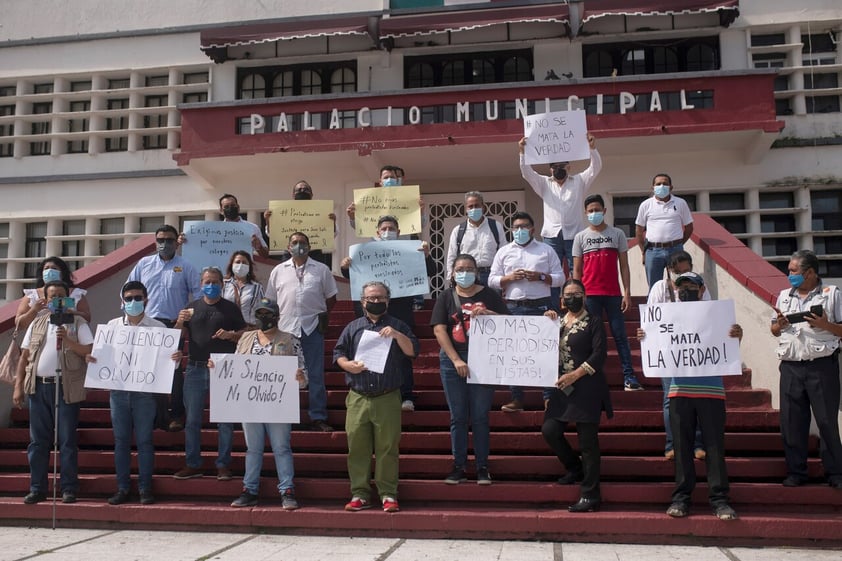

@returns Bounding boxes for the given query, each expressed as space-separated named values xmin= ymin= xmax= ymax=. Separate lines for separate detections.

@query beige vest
xmin=23 ymin=314 xmax=88 ymax=404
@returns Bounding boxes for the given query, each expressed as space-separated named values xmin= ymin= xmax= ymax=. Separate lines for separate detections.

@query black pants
xmin=669 ymin=397 xmax=729 ymax=507
xmin=541 ymin=419 xmax=601 ymax=500
xmin=780 ymin=354 xmax=842 ymax=481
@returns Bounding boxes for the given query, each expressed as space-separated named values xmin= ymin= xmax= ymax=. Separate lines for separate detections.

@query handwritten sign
xmin=353 ymin=185 xmax=422 ymax=237
xmin=182 ymin=220 xmax=254 ymax=272
xmin=523 ymin=110 xmax=589 ymax=166
xmin=267 ymin=200 xmax=334 ymax=251
xmin=349 ymin=240 xmax=429 ymax=298
xmin=466 ymin=315 xmax=559 ymax=387
xmin=639 ymin=300 xmax=742 ymax=378
xmin=84 ymin=324 xmax=179 ymax=393
xmin=209 ymin=353 xmax=300 ymax=423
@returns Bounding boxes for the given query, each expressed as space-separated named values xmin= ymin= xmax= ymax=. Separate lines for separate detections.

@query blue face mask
xmin=42 ymin=268 xmax=62 ymax=283
xmin=202 ymin=283 xmax=222 ymax=299
xmin=788 ymin=273 xmax=804 ymax=288
xmin=654 ymin=184 xmax=671 ymax=199
xmin=454 ymin=271 xmax=476 ymax=288
xmin=381 ymin=177 xmax=400 ymax=187
xmin=466 ymin=208 xmax=483 ymax=222
xmin=587 ymin=211 xmax=604 ymax=226
xmin=513 ymin=228 xmax=531 ymax=246
xmin=124 ymin=300 xmax=145 ymax=317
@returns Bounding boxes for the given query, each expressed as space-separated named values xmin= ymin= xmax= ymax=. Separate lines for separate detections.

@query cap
xmin=674 ymin=272 xmax=704 ymax=286
xmin=254 ymin=298 xmax=279 ymax=315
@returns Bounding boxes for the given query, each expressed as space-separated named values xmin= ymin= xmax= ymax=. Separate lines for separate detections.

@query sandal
xmin=713 ymin=504 xmax=738 ymax=521
xmin=666 ymin=503 xmax=689 ymax=518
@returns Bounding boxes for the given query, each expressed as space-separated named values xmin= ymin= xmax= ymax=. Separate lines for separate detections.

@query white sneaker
xmin=401 ymin=400 xmax=415 ymax=412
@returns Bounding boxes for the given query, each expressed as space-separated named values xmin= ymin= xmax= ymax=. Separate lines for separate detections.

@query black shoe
xmin=444 ymin=466 xmax=467 ymax=485
xmin=231 ymin=490 xmax=258 ymax=508
xmin=557 ymin=468 xmax=584 ymax=485
xmin=23 ymin=491 xmax=46 ymax=504
xmin=782 ymin=475 xmax=806 ymax=487
xmin=108 ymin=489 xmax=131 ymax=505
xmin=476 ymin=467 xmax=492 ymax=485
xmin=140 ymin=491 xmax=155 ymax=505
xmin=568 ymin=497 xmax=601 ymax=513
xmin=666 ymin=502 xmax=690 ymax=518
xmin=829 ymin=478 xmax=842 ymax=490
xmin=309 ymin=420 xmax=334 ymax=432
xmin=62 ymin=491 xmax=77 ymax=504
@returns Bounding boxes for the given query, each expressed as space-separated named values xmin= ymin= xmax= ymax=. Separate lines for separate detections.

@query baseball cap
xmin=254 ymin=298 xmax=279 ymax=315
xmin=674 ymin=272 xmax=704 ymax=286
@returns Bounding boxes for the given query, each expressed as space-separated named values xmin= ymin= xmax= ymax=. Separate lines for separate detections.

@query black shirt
xmin=184 ymin=297 xmax=246 ymax=361
xmin=430 ymin=286 xmax=509 ymax=353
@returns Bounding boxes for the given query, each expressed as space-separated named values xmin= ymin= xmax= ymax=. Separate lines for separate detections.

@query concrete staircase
xmin=0 ymin=300 xmax=840 ymax=546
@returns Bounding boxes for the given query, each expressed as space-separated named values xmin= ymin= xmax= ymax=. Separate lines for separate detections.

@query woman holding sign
xmin=542 ymin=279 xmax=610 ymax=513
xmin=431 ymin=254 xmax=508 ymax=485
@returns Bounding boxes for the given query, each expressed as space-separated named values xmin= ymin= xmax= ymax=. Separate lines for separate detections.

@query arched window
xmin=503 ymin=56 xmax=533 ymax=81
xmin=300 ymin=70 xmax=322 ymax=95
xmin=271 ymin=71 xmax=294 ymax=97
xmin=330 ymin=67 xmax=356 ymax=93
xmin=406 ymin=62 xmax=435 ymax=88
xmin=442 ymin=61 xmax=466 ymax=86
xmin=652 ymin=47 xmax=679 ymax=74
xmin=622 ymin=49 xmax=646 ymax=75
xmin=240 ymin=73 xmax=266 ymax=99
xmin=472 ymin=59 xmax=496 ymax=84
xmin=686 ymin=43 xmax=718 ymax=71
xmin=584 ymin=49 xmax=615 ymax=77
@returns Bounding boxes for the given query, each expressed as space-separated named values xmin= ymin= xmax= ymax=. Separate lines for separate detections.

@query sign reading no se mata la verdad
xmin=638 ymin=299 xmax=742 ymax=378
xmin=353 ymin=185 xmax=422 ymax=237
xmin=466 ymin=315 xmax=560 ymax=388
xmin=522 ymin=110 xmax=590 ymax=166
xmin=267 ymin=199 xmax=334 ymax=251
xmin=181 ymin=220 xmax=254 ymax=273
xmin=209 ymin=353 xmax=301 ymax=424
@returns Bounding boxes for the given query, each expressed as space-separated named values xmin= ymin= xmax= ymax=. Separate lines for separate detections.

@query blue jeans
xmin=644 ymin=245 xmax=684 ymax=291
xmin=183 ymin=364 xmax=233 ymax=469
xmin=110 ymin=390 xmax=156 ymax=492
xmin=585 ymin=296 xmax=635 ymax=381
xmin=543 ymin=235 xmax=573 ymax=313
xmin=662 ymin=377 xmax=703 ymax=454
xmin=301 ymin=327 xmax=327 ymax=422
xmin=28 ymin=379 xmax=80 ymax=494
xmin=242 ymin=422 xmax=294 ymax=495
xmin=440 ymin=350 xmax=496 ymax=468
xmin=506 ymin=301 xmax=553 ymax=402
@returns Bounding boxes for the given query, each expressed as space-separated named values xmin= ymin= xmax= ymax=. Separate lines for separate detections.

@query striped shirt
xmin=667 ymin=376 xmax=725 ymax=400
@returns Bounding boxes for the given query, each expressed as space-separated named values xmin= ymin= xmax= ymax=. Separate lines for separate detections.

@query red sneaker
xmin=344 ymin=497 xmax=371 ymax=511
xmin=382 ymin=496 xmax=400 ymax=513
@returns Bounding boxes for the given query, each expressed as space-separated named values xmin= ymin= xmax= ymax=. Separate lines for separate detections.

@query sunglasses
xmin=155 ymin=238 xmax=176 ymax=244
xmin=123 ymin=295 xmax=144 ymax=302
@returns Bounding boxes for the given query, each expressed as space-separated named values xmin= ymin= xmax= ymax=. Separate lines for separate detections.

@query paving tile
xmin=730 ymin=547 xmax=842 ymax=561
xmin=387 ymin=539 xmax=554 ymax=561
xmin=562 ymin=543 xmax=732 ymax=561
xmin=212 ymin=535 xmax=396 ymax=561
xmin=0 ymin=527 xmax=107 ymax=561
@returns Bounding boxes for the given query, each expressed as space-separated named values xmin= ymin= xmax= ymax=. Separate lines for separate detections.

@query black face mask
xmin=256 ymin=315 xmax=279 ymax=331
xmin=222 ymin=205 xmax=240 ymax=220
xmin=156 ymin=240 xmax=176 ymax=259
xmin=552 ymin=167 xmax=568 ymax=181
xmin=364 ymin=301 xmax=388 ymax=316
xmin=293 ymin=191 xmax=312 ymax=200
xmin=563 ymin=295 xmax=584 ymax=313
xmin=677 ymin=289 xmax=700 ymax=302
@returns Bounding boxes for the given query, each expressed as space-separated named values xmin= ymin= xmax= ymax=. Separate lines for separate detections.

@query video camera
xmin=48 ymin=297 xmax=76 ymax=326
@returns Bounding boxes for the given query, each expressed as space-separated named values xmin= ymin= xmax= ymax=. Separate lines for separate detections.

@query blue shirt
xmin=126 ymin=254 xmax=201 ymax=321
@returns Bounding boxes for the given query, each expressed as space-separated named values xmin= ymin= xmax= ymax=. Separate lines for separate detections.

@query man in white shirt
xmin=518 ymin=134 xmax=600 ymax=311
xmin=445 ymin=191 xmax=506 ymax=286
xmin=266 ymin=232 xmax=339 ymax=432
xmin=634 ymin=174 xmax=694 ymax=291
xmin=489 ymin=211 xmax=564 ymax=412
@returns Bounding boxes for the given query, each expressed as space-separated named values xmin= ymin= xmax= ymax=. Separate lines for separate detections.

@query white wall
xmin=734 ymin=0 xmax=842 ymax=27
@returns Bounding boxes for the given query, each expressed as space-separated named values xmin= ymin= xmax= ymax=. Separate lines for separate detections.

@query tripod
xmin=51 ymin=324 xmax=63 ymax=530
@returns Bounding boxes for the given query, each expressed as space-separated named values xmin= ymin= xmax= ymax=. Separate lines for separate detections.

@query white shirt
xmin=445 ymin=217 xmax=506 ymax=278
xmin=266 ymin=257 xmax=338 ymax=337
xmin=519 ymin=150 xmax=602 ymax=240
xmin=635 ymin=195 xmax=693 ymax=243
xmin=22 ymin=320 xmax=94 ymax=379
xmin=488 ymin=239 xmax=564 ymax=300
xmin=773 ymin=283 xmax=842 ymax=361
xmin=106 ymin=315 xmax=166 ymax=328
xmin=24 ymin=287 xmax=86 ymax=320
xmin=226 ymin=218 xmax=268 ymax=251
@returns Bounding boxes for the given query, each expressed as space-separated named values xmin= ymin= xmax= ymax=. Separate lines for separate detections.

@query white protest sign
xmin=522 ymin=110 xmax=589 ymax=166
xmin=84 ymin=324 xmax=179 ymax=393
xmin=209 ymin=353 xmax=300 ymax=423
xmin=181 ymin=220 xmax=254 ymax=272
xmin=639 ymin=299 xmax=742 ymax=378
xmin=349 ymin=240 xmax=429 ymax=298
xmin=466 ymin=315 xmax=559 ymax=387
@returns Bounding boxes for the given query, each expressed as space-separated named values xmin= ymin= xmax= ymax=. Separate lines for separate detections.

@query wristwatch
xmin=539 ymin=273 xmax=546 ymax=282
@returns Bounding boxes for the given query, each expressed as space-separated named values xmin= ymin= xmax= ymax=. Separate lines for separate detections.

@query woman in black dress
xmin=542 ymin=279 xmax=611 ymax=512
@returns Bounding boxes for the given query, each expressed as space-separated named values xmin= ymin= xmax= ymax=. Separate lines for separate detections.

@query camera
xmin=48 ymin=296 xmax=76 ymax=326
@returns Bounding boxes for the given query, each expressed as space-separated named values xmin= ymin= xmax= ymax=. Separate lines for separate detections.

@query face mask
xmin=222 ymin=205 xmax=240 ymax=220
xmin=788 ymin=274 xmax=804 ymax=288
xmin=124 ymin=299 xmax=145 ymax=317
xmin=364 ymin=301 xmax=388 ymax=316
xmin=677 ymin=288 xmax=700 ymax=302
xmin=202 ymin=283 xmax=222 ymax=299
xmin=42 ymin=268 xmax=62 ymax=283
xmin=381 ymin=177 xmax=400 ymax=187
xmin=563 ymin=295 xmax=584 ymax=313
xmin=454 ymin=271 xmax=476 ymax=288
xmin=587 ymin=211 xmax=604 ymax=226
xmin=232 ymin=263 xmax=249 ymax=278
xmin=552 ymin=167 xmax=568 ymax=181
xmin=256 ymin=315 xmax=279 ymax=331
xmin=156 ymin=239 xmax=176 ymax=259
xmin=379 ymin=230 xmax=398 ymax=241
xmin=513 ymin=228 xmax=531 ymax=245
xmin=290 ymin=243 xmax=309 ymax=257
xmin=466 ymin=208 xmax=483 ymax=222
xmin=654 ymin=185 xmax=671 ymax=199
xmin=293 ymin=191 xmax=312 ymax=200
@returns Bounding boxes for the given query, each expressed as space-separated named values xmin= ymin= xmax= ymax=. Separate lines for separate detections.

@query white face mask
xmin=380 ymin=230 xmax=398 ymax=241
xmin=232 ymin=262 xmax=249 ymax=278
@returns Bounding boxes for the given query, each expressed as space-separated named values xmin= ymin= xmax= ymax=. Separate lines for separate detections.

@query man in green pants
xmin=334 ymin=281 xmax=419 ymax=513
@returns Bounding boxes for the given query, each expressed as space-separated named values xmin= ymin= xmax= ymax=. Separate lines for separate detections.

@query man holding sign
xmin=86 ymin=281 xmax=182 ymax=506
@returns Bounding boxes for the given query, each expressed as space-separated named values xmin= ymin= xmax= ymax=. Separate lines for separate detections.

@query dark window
xmin=805 ymin=73 xmax=838 ymax=89
xmin=0 ymin=86 xmax=15 ymax=97
xmin=183 ymin=72 xmax=209 ymax=84
xmin=62 ymin=219 xmax=85 ymax=270
xmin=806 ymin=95 xmax=840 ymax=114
xmin=183 ymin=92 xmax=208 ymax=103
xmin=145 ymin=75 xmax=169 ymax=87
xmin=583 ymin=38 xmax=719 ymax=78
xmin=33 ymin=83 xmax=53 ymax=94
xmin=404 ymin=50 xmax=533 ymax=88
xmin=108 ymin=78 xmax=130 ymax=89
xmin=759 ymin=192 xmax=794 ymax=209
xmin=814 ymin=236 xmax=842 ymax=255
xmin=24 ymin=222 xmax=47 ymax=281
xmin=817 ymin=259 xmax=842 ymax=277
xmin=762 ymin=237 xmax=798 ymax=257
xmin=612 ymin=195 xmax=649 ymax=239
xmin=30 ymin=102 xmax=51 ymax=156
xmin=99 ymin=218 xmax=125 ymax=255
xmin=710 ymin=193 xmax=744 ymax=211
xmin=803 ymin=33 xmax=836 ymax=53
xmin=105 ymin=98 xmax=129 ymax=152
xmin=67 ymin=100 xmax=90 ymax=154
xmin=70 ymin=80 xmax=92 ymax=92
xmin=751 ymin=33 xmax=786 ymax=47
xmin=237 ymin=62 xmax=356 ymax=99
xmin=811 ymin=190 xmax=842 ymax=230
xmin=713 ymin=216 xmax=747 ymax=235
xmin=0 ymin=104 xmax=13 ymax=158
xmin=143 ymin=94 xmax=168 ymax=149
xmin=760 ymin=215 xmax=795 ymax=233
xmin=584 ymin=49 xmax=615 ymax=78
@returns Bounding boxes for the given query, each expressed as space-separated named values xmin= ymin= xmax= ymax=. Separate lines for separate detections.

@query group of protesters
xmin=9 ymin=135 xmax=842 ymax=520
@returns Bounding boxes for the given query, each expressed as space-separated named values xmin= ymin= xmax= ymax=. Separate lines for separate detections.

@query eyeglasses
xmin=563 ymin=292 xmax=585 ymax=298
xmin=123 ymin=295 xmax=144 ymax=302
xmin=155 ymin=238 xmax=176 ymax=243
xmin=363 ymin=296 xmax=387 ymax=303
